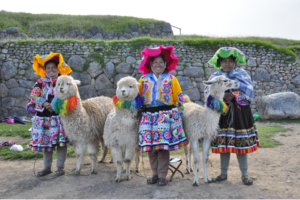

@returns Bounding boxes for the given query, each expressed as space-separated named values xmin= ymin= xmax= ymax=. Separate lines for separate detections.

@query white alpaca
xmin=55 ymin=75 xmax=114 ymax=174
xmin=103 ymin=76 xmax=141 ymax=182
xmin=182 ymin=75 xmax=239 ymax=186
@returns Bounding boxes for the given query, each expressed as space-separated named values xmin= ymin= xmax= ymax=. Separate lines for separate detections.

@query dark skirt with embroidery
xmin=211 ymin=103 xmax=260 ymax=154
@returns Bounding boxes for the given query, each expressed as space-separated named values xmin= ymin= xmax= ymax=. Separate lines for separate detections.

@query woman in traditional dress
xmin=205 ymin=47 xmax=260 ymax=185
xmin=138 ymin=45 xmax=188 ymax=186
xmin=26 ymin=52 xmax=72 ymax=176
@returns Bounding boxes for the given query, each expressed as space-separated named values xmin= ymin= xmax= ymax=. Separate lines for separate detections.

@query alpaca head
xmin=55 ymin=75 xmax=81 ymax=100
xmin=203 ymin=75 xmax=239 ymax=100
xmin=116 ymin=76 xmax=140 ymax=101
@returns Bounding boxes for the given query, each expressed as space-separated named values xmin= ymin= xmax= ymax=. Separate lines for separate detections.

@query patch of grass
xmin=0 ymin=122 xmax=32 ymax=138
xmin=258 ymin=118 xmax=300 ymax=124
xmin=175 ymin=35 xmax=300 ymax=46
xmin=0 ymin=10 xmax=164 ymax=36
xmin=257 ymin=125 xmax=293 ymax=148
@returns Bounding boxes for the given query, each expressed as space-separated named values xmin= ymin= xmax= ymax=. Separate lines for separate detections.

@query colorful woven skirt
xmin=212 ymin=104 xmax=260 ymax=154
xmin=139 ymin=106 xmax=188 ymax=152
xmin=30 ymin=115 xmax=68 ymax=152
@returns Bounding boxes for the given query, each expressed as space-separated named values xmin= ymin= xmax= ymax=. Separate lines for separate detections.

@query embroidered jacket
xmin=26 ymin=77 xmax=56 ymax=113
xmin=138 ymin=73 xmax=184 ymax=113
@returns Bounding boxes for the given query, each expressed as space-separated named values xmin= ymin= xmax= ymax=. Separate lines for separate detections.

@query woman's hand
xmin=223 ymin=92 xmax=234 ymax=102
xmin=43 ymin=102 xmax=54 ymax=112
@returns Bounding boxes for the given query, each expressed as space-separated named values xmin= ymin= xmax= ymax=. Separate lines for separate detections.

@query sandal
xmin=55 ymin=169 xmax=65 ymax=176
xmin=211 ymin=174 xmax=227 ymax=182
xmin=37 ymin=168 xmax=52 ymax=177
xmin=157 ymin=178 xmax=168 ymax=186
xmin=242 ymin=176 xmax=253 ymax=185
xmin=147 ymin=175 xmax=159 ymax=184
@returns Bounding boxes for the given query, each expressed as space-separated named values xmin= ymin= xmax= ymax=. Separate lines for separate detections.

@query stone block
xmin=1 ymin=61 xmax=17 ymax=80
xmin=97 ymin=89 xmax=116 ymax=98
xmin=19 ymin=80 xmax=35 ymax=89
xmin=2 ymin=97 xmax=16 ymax=110
xmin=78 ymin=85 xmax=95 ymax=100
xmin=114 ymin=74 xmax=130 ymax=88
xmin=103 ymin=62 xmax=115 ymax=79
xmin=177 ymin=76 xmax=193 ymax=90
xmin=68 ymin=55 xmax=85 ymax=71
xmin=0 ymin=83 xmax=8 ymax=98
xmin=253 ymin=68 xmax=270 ymax=82
xmin=257 ymin=92 xmax=300 ymax=119
xmin=5 ymin=79 xmax=19 ymax=89
xmin=87 ymin=61 xmax=102 ymax=78
xmin=182 ymin=88 xmax=201 ymax=101
xmin=116 ymin=63 xmax=133 ymax=74
xmin=9 ymin=107 xmax=28 ymax=117
xmin=183 ymin=67 xmax=204 ymax=77
xmin=291 ymin=74 xmax=300 ymax=87
xmin=90 ymin=25 xmax=101 ymax=35
xmin=95 ymin=74 xmax=113 ymax=90
xmin=8 ymin=87 xmax=25 ymax=98
xmin=70 ymin=72 xmax=91 ymax=86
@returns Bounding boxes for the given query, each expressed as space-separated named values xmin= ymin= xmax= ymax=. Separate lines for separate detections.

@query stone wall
xmin=0 ymin=23 xmax=174 ymax=41
xmin=0 ymin=40 xmax=299 ymax=118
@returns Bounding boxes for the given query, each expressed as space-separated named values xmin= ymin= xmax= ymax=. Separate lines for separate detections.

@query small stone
xmin=230 ymin=195 xmax=238 ymax=199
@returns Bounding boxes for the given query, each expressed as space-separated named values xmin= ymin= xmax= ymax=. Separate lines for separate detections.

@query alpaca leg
xmin=88 ymin=142 xmax=99 ymax=174
xmin=73 ymin=143 xmax=86 ymax=175
xmin=202 ymin=138 xmax=211 ymax=183
xmin=189 ymin=143 xmax=193 ymax=172
xmin=124 ymin=147 xmax=135 ymax=181
xmin=99 ymin=138 xmax=109 ymax=163
xmin=134 ymin=147 xmax=140 ymax=173
xmin=191 ymin=140 xmax=200 ymax=186
xmin=184 ymin=144 xmax=190 ymax=174
xmin=111 ymin=147 xmax=123 ymax=182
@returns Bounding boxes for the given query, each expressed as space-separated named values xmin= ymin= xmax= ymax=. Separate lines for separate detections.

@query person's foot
xmin=157 ymin=178 xmax=168 ymax=186
xmin=55 ymin=168 xmax=65 ymax=176
xmin=37 ymin=168 xmax=52 ymax=177
xmin=242 ymin=175 xmax=253 ymax=185
xmin=147 ymin=175 xmax=159 ymax=184
xmin=211 ymin=174 xmax=227 ymax=182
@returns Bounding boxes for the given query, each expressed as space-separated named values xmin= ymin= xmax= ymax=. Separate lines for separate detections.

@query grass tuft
xmin=257 ymin=125 xmax=293 ymax=148
xmin=0 ymin=122 xmax=32 ymax=138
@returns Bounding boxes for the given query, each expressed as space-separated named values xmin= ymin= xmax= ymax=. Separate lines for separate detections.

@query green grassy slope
xmin=0 ymin=11 xmax=165 ymax=35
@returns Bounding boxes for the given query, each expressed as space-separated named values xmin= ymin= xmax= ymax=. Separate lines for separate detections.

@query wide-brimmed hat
xmin=33 ymin=52 xmax=72 ymax=77
xmin=138 ymin=45 xmax=178 ymax=75
xmin=208 ymin=47 xmax=246 ymax=69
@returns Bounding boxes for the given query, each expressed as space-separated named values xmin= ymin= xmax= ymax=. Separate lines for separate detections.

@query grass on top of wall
xmin=175 ymin=35 xmax=300 ymax=46
xmin=5 ymin=37 xmax=299 ymax=62
xmin=0 ymin=10 xmax=164 ymax=35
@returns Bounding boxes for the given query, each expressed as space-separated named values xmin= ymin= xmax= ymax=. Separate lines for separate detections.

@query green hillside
xmin=0 ymin=10 xmax=165 ymax=35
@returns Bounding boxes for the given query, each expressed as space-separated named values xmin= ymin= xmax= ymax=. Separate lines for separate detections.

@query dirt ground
xmin=0 ymin=122 xmax=300 ymax=199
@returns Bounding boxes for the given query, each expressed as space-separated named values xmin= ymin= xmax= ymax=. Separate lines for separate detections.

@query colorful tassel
xmin=206 ymin=95 xmax=228 ymax=114
xmin=52 ymin=95 xmax=77 ymax=116
xmin=113 ymin=94 xmax=142 ymax=110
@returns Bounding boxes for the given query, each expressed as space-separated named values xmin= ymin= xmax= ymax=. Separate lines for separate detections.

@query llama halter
xmin=113 ymin=94 xmax=142 ymax=110
xmin=52 ymin=96 xmax=77 ymax=116
xmin=206 ymin=95 xmax=229 ymax=114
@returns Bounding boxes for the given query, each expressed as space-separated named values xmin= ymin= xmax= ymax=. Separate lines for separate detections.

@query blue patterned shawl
xmin=204 ymin=68 xmax=253 ymax=102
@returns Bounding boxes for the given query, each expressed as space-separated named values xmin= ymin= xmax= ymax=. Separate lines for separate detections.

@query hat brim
xmin=208 ymin=47 xmax=246 ymax=69
xmin=33 ymin=52 xmax=72 ymax=77
xmin=138 ymin=45 xmax=178 ymax=75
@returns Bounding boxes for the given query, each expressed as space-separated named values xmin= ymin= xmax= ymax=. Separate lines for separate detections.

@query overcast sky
xmin=1 ymin=0 xmax=300 ymax=40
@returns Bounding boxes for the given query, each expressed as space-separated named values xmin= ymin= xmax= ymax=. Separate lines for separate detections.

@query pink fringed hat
xmin=138 ymin=45 xmax=178 ymax=75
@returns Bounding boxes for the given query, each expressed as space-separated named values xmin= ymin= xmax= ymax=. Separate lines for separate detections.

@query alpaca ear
xmin=74 ymin=80 xmax=81 ymax=86
xmin=203 ymin=80 xmax=217 ymax=86
xmin=136 ymin=82 xmax=141 ymax=86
